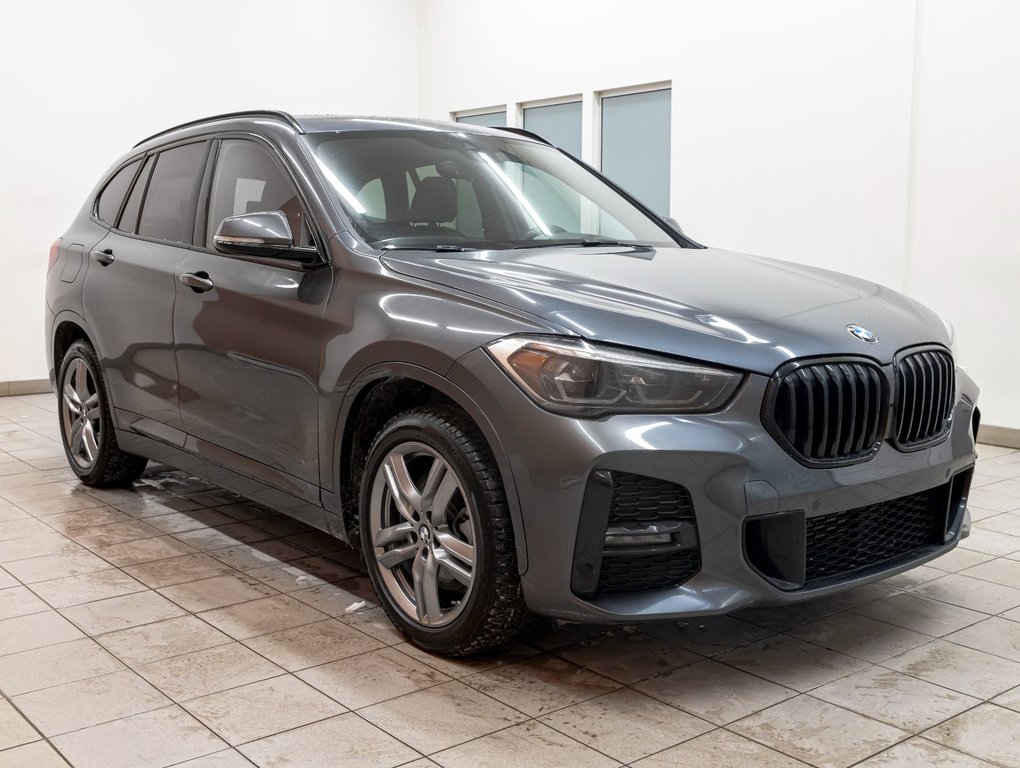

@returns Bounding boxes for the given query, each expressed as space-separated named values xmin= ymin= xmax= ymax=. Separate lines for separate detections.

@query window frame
xmin=192 ymin=132 xmax=328 ymax=269
xmin=133 ymin=138 xmax=212 ymax=247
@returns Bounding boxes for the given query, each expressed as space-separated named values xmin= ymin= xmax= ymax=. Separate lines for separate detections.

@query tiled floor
xmin=1 ymin=392 xmax=1019 ymax=768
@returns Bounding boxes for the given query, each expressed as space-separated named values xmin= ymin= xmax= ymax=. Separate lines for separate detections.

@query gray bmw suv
xmin=46 ymin=110 xmax=978 ymax=655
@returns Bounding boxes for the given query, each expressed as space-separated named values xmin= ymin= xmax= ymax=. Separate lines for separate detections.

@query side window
xmin=117 ymin=155 xmax=154 ymax=234
xmin=206 ymin=140 xmax=314 ymax=249
xmin=137 ymin=142 xmax=208 ymax=244
xmin=96 ymin=159 xmax=141 ymax=225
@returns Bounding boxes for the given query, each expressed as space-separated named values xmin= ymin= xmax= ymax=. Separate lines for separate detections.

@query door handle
xmin=92 ymin=248 xmax=115 ymax=266
xmin=180 ymin=271 xmax=215 ymax=293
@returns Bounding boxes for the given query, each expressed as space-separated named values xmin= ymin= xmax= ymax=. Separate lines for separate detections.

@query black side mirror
xmin=214 ymin=211 xmax=295 ymax=257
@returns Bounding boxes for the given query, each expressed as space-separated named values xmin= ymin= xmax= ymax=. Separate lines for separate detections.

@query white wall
xmin=418 ymin=0 xmax=1019 ymax=431
xmin=0 ymin=0 xmax=419 ymax=383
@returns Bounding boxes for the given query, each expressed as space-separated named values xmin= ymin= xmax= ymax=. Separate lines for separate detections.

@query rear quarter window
xmin=95 ymin=159 xmax=141 ymax=225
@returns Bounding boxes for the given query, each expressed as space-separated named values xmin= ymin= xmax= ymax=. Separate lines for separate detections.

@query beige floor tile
xmin=39 ymin=507 xmax=131 ymax=535
xmin=207 ymin=540 xmax=311 ymax=571
xmin=361 ymin=680 xmax=527 ymax=753
xmin=633 ymin=658 xmax=797 ymax=725
xmin=3 ymin=549 xmax=111 ymax=583
xmin=961 ymin=557 xmax=1020 ymax=589
xmin=924 ymin=704 xmax=1020 ymax=767
xmin=432 ymin=720 xmax=619 ymax=768
xmin=855 ymin=737 xmax=994 ymax=767
xmin=169 ymin=750 xmax=256 ymax=768
xmin=244 ymin=556 xmax=357 ymax=593
xmin=13 ymin=669 xmax=171 ymax=736
xmin=243 ymin=619 xmax=382 ymax=672
xmin=540 ymin=687 xmax=712 ymax=763
xmin=851 ymin=592 xmax=985 ymax=636
xmin=14 ymin=496 xmax=108 ymax=516
xmin=980 ymin=513 xmax=1020 ymax=537
xmin=392 ymin=640 xmax=538 ymax=680
xmin=0 ymin=480 xmax=79 ymax=504
xmin=0 ymin=638 xmax=124 ymax=696
xmin=338 ymin=606 xmax=405 ymax=644
xmin=882 ymin=639 xmax=1020 ymax=698
xmin=288 ymin=577 xmax=378 ymax=617
xmin=67 ymin=519 xmax=162 ymax=549
xmin=60 ymin=590 xmax=185 ymax=634
xmin=28 ymin=568 xmax=146 ymax=608
xmin=199 ymin=594 xmax=327 ymax=640
xmin=136 ymin=642 xmax=283 ymax=700
xmin=958 ymin=528 xmax=1020 ymax=557
xmin=183 ymin=675 xmax=344 ymax=746
xmin=239 ymin=713 xmax=418 ymax=768
xmin=174 ymin=524 xmax=273 ymax=552
xmin=969 ymin=488 xmax=1020 ymax=512
xmin=0 ymin=698 xmax=39 ymax=750
xmin=96 ymin=614 xmax=232 ymax=667
xmin=0 ymin=565 xmax=16 ymax=589
xmin=555 ymin=632 xmax=701 ymax=684
xmin=812 ymin=666 xmax=979 ymax=732
xmin=734 ymin=601 xmax=840 ymax=632
xmin=159 ymin=573 xmax=277 ymax=612
xmin=51 ymin=705 xmax=226 ymax=768
xmin=519 ymin=619 xmax=611 ymax=651
xmin=0 ymin=533 xmax=80 ymax=563
xmin=0 ymin=516 xmax=57 ymax=540
xmin=994 ymin=683 xmax=1020 ymax=712
xmin=820 ymin=582 xmax=900 ymax=610
xmin=463 ymin=654 xmax=620 ymax=717
xmin=718 ymin=634 xmax=870 ymax=692
xmin=123 ymin=552 xmax=235 ymax=588
xmin=788 ymin=612 xmax=931 ymax=662
xmin=0 ymin=609 xmax=83 ymax=655
xmin=0 ymin=741 xmax=71 ymax=768
xmin=914 ymin=572 xmax=1020 ymax=614
xmin=145 ymin=508 xmax=238 ymax=534
xmin=296 ymin=646 xmax=450 ymax=708
xmin=928 ymin=547 xmax=995 ymax=572
xmin=632 ymin=728 xmax=811 ymax=768
xmin=95 ymin=535 xmax=197 ymax=567
xmin=732 ymin=695 xmax=908 ymax=768
xmin=945 ymin=616 xmax=1020 ymax=661
xmin=114 ymin=497 xmax=206 ymax=518
xmin=0 ymin=584 xmax=48 ymax=619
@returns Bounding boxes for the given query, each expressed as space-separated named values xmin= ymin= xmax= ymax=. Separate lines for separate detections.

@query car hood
xmin=380 ymin=244 xmax=949 ymax=375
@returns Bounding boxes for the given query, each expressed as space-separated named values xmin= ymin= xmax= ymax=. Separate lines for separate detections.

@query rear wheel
xmin=360 ymin=405 xmax=525 ymax=655
xmin=58 ymin=340 xmax=147 ymax=487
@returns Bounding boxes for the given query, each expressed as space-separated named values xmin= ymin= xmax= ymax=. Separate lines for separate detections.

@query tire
xmin=359 ymin=405 xmax=526 ymax=656
xmin=57 ymin=340 xmax=148 ymax=487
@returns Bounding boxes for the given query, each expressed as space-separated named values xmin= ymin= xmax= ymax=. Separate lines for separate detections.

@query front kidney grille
xmin=804 ymin=487 xmax=937 ymax=585
xmin=894 ymin=348 xmax=955 ymax=449
xmin=764 ymin=359 xmax=888 ymax=466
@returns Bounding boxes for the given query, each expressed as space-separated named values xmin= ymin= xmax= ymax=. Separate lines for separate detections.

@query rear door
xmin=83 ymin=140 xmax=210 ymax=432
xmin=172 ymin=136 xmax=331 ymax=487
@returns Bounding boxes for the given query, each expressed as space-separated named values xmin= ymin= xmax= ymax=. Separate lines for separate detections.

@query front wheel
xmin=57 ymin=340 xmax=148 ymax=487
xmin=360 ymin=405 xmax=525 ymax=655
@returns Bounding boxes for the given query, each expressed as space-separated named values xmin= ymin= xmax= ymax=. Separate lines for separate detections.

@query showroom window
xmin=206 ymin=140 xmax=314 ymax=249
xmin=137 ymin=142 xmax=208 ymax=244
xmin=116 ymin=155 xmax=154 ymax=234
xmin=523 ymin=100 xmax=582 ymax=158
xmin=600 ymin=87 xmax=671 ymax=214
xmin=456 ymin=110 xmax=507 ymax=128
xmin=95 ymin=158 xmax=141 ymax=225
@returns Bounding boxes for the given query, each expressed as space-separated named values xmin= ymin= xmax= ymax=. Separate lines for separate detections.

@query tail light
xmin=48 ymin=239 xmax=62 ymax=271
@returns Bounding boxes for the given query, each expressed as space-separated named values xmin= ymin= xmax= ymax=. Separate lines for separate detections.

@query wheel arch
xmin=329 ymin=361 xmax=528 ymax=574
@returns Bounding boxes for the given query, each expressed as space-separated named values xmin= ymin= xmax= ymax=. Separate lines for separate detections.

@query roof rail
xmin=134 ymin=110 xmax=303 ymax=148
xmin=493 ymin=126 xmax=552 ymax=145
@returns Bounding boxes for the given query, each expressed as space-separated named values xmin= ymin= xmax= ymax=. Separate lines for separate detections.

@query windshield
xmin=306 ymin=129 xmax=677 ymax=250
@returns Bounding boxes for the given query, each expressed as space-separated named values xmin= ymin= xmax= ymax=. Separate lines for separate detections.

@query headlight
xmin=486 ymin=336 xmax=744 ymax=416
xmin=941 ymin=317 xmax=959 ymax=360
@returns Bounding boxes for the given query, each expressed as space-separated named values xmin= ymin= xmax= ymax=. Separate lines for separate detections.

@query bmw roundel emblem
xmin=847 ymin=323 xmax=878 ymax=343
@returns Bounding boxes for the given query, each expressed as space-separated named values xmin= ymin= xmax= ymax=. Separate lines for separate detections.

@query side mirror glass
xmin=214 ymin=211 xmax=295 ymax=257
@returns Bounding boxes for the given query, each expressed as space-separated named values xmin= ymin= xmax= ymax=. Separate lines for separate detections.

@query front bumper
xmin=449 ymin=349 xmax=980 ymax=622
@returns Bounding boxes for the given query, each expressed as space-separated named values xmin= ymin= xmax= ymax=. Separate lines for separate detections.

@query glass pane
xmin=523 ymin=101 xmax=582 ymax=158
xmin=96 ymin=159 xmax=141 ymax=225
xmin=138 ymin=142 xmax=208 ymax=244
xmin=207 ymin=140 xmax=313 ymax=248
xmin=601 ymin=89 xmax=671 ymax=214
xmin=117 ymin=155 xmax=154 ymax=234
xmin=456 ymin=111 xmax=507 ymax=128
xmin=310 ymin=131 xmax=675 ymax=250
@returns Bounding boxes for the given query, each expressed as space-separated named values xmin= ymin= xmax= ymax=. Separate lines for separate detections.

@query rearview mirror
xmin=214 ymin=211 xmax=295 ymax=257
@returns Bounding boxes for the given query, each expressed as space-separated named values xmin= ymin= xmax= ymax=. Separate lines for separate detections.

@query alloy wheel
xmin=61 ymin=358 xmax=101 ymax=469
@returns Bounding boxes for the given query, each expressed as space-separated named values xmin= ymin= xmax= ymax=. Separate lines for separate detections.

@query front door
xmin=173 ymin=138 xmax=331 ymax=487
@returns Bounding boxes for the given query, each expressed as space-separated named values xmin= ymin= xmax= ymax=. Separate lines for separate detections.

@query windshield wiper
xmin=513 ymin=238 xmax=641 ymax=249
xmin=382 ymin=244 xmax=477 ymax=252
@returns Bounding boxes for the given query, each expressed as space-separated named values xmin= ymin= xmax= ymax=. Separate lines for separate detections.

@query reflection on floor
xmin=1 ymin=392 xmax=1019 ymax=768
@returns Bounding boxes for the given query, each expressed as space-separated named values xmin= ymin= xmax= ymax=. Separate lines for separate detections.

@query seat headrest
xmin=409 ymin=177 xmax=456 ymax=224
